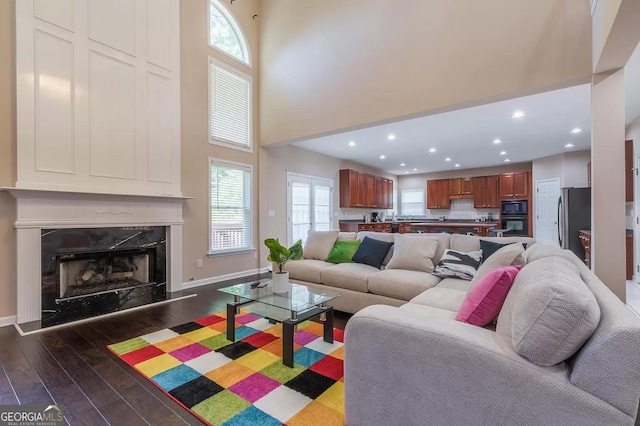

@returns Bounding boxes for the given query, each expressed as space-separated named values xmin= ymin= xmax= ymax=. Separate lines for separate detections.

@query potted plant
xmin=264 ymin=238 xmax=303 ymax=293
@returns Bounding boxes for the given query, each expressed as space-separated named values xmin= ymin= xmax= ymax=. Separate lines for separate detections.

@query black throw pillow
xmin=480 ymin=240 xmax=526 ymax=263
xmin=351 ymin=237 xmax=394 ymax=269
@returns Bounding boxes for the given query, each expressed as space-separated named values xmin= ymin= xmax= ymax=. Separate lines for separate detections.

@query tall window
xmin=210 ymin=159 xmax=252 ymax=254
xmin=400 ymin=189 xmax=425 ymax=216
xmin=209 ymin=58 xmax=252 ymax=151
xmin=287 ymin=173 xmax=333 ymax=245
xmin=209 ymin=0 xmax=250 ymax=65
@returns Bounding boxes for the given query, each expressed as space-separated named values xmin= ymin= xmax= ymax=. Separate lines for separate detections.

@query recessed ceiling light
xmin=570 ymin=128 xmax=582 ymax=134
xmin=454 ymin=163 xmax=461 ymax=168
xmin=429 ymin=148 xmax=437 ymax=153
xmin=413 ymin=168 xmax=418 ymax=171
xmin=504 ymin=158 xmax=511 ymax=162
xmin=379 ymin=155 xmax=386 ymax=159
xmin=564 ymin=143 xmax=574 ymax=148
xmin=348 ymin=141 xmax=356 ymax=147
xmin=492 ymin=139 xmax=502 ymax=144
xmin=445 ymin=157 xmax=451 ymax=162
xmin=499 ymin=151 xmax=507 ymax=156
xmin=512 ymin=111 xmax=525 ymax=119
xmin=404 ymin=171 xmax=409 ymax=174
xmin=387 ymin=134 xmax=396 ymax=141
xmin=400 ymin=163 xmax=406 ymax=167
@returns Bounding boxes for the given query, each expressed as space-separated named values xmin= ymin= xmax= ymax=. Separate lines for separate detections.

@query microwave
xmin=501 ymin=200 xmax=528 ymax=216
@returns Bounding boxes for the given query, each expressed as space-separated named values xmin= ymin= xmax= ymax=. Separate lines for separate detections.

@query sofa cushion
xmin=321 ymin=262 xmax=380 ymax=292
xmin=303 ymin=230 xmax=339 ymax=260
xmin=385 ymin=234 xmax=439 ymax=273
xmin=497 ymin=256 xmax=601 ymax=367
xmin=449 ymin=234 xmax=535 ymax=253
xmin=433 ymin=249 xmax=482 ymax=280
xmin=325 ymin=240 xmax=361 ymax=264
xmin=367 ymin=269 xmax=441 ymax=300
xmin=480 ymin=239 xmax=524 ymax=261
xmin=435 ymin=278 xmax=472 ymax=291
xmin=455 ymin=265 xmax=522 ymax=326
xmin=283 ymin=259 xmax=335 ymax=283
xmin=468 ymin=242 xmax=525 ymax=289
xmin=399 ymin=303 xmax=457 ymax=320
xmin=356 ymin=231 xmax=395 ymax=243
xmin=409 ymin=287 xmax=466 ymax=312
xmin=337 ymin=232 xmax=357 ymax=241
xmin=352 ymin=237 xmax=394 ymax=269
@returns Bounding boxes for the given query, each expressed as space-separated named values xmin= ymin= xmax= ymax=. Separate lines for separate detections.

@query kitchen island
xmin=339 ymin=221 xmax=500 ymax=237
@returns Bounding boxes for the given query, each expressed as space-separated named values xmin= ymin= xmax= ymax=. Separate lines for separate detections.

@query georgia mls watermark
xmin=0 ymin=405 xmax=64 ymax=426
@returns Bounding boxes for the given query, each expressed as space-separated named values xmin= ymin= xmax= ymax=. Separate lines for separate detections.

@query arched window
xmin=209 ymin=0 xmax=250 ymax=66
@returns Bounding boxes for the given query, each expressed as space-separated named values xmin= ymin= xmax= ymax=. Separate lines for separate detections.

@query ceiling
xmin=292 ymin=43 xmax=640 ymax=177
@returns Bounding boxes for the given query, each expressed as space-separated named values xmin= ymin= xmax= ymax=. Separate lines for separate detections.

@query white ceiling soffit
xmin=293 ymin=84 xmax=591 ymax=176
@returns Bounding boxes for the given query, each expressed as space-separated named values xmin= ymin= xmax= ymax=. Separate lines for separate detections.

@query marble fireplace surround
xmin=3 ymin=188 xmax=189 ymax=326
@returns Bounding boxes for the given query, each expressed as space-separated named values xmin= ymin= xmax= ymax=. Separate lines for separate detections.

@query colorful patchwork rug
xmin=108 ymin=309 xmax=345 ymax=425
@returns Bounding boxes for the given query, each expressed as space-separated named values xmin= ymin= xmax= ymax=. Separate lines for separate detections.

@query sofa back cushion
xmin=468 ymin=243 xmax=525 ymax=289
xmin=337 ymin=232 xmax=357 ymax=241
xmin=450 ymin=234 xmax=535 ymax=253
xmin=385 ymin=234 xmax=439 ymax=273
xmin=496 ymin=256 xmax=601 ymax=367
xmin=303 ymin=230 xmax=339 ymax=260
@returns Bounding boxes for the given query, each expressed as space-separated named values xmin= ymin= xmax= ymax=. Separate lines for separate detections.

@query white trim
xmin=533 ymin=178 xmax=561 ymax=242
xmin=207 ymin=0 xmax=252 ymax=67
xmin=0 ymin=316 xmax=16 ymax=328
xmin=182 ymin=268 xmax=269 ymax=290
xmin=207 ymin=57 xmax=253 ymax=152
xmin=286 ymin=172 xmax=334 ymax=246
xmin=13 ymin=294 xmax=197 ymax=336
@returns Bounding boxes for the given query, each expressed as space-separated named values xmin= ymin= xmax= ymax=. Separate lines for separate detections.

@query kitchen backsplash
xmin=338 ymin=199 xmax=499 ymax=221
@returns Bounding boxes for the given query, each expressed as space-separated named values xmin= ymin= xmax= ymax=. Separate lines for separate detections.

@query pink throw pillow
xmin=456 ymin=265 xmax=523 ymax=326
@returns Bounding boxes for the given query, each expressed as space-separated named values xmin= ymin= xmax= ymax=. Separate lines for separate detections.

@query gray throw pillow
xmin=469 ymin=243 xmax=525 ymax=289
xmin=386 ymin=234 xmax=439 ymax=273
xmin=303 ymin=230 xmax=339 ymax=260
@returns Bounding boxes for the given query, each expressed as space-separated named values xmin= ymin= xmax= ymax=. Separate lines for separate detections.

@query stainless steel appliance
xmin=501 ymin=200 xmax=528 ymax=216
xmin=558 ymin=187 xmax=591 ymax=260
xmin=501 ymin=200 xmax=528 ymax=235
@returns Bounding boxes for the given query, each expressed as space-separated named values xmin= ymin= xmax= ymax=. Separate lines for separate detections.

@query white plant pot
xmin=272 ymin=271 xmax=290 ymax=294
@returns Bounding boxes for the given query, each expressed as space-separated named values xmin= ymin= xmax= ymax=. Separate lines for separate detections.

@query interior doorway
xmin=534 ymin=178 xmax=561 ymax=243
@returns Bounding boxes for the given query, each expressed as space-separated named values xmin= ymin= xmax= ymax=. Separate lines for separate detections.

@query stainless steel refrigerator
xmin=557 ymin=187 xmax=591 ymax=260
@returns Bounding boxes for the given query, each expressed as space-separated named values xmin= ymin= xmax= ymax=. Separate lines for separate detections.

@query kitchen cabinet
xmin=339 ymin=169 xmax=393 ymax=208
xmin=398 ymin=223 xmax=414 ymax=233
xmin=357 ymin=223 xmax=391 ymax=233
xmin=472 ymin=175 xmax=500 ymax=208
xmin=339 ymin=169 xmax=362 ymax=207
xmin=500 ymin=172 xmax=530 ymax=200
xmin=449 ymin=177 xmax=473 ymax=198
xmin=579 ymin=230 xmax=591 ymax=268
xmin=426 ymin=179 xmax=450 ymax=209
xmin=339 ymin=222 xmax=359 ymax=232
xmin=626 ymin=140 xmax=633 ymax=202
xmin=627 ymin=232 xmax=634 ymax=281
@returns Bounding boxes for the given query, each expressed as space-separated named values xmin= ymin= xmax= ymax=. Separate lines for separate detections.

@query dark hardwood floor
xmin=0 ymin=275 xmax=351 ymax=425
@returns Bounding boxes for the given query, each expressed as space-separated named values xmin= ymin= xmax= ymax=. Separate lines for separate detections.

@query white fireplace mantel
xmin=3 ymin=187 xmax=190 ymax=324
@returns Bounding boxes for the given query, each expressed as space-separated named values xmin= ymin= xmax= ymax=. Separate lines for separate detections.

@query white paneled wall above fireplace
xmin=16 ymin=0 xmax=181 ymax=196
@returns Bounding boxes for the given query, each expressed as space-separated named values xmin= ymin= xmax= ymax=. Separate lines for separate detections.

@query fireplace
xmin=41 ymin=226 xmax=168 ymax=327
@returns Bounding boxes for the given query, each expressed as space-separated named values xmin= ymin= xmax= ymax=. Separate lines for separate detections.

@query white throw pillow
xmin=303 ymin=230 xmax=339 ymax=260
xmin=385 ymin=234 xmax=439 ymax=273
xmin=469 ymin=242 xmax=525 ymax=289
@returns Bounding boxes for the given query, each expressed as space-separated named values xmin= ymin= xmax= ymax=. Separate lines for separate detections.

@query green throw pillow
xmin=325 ymin=240 xmax=361 ymax=264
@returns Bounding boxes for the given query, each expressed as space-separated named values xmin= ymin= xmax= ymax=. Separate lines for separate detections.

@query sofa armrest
xmin=344 ymin=305 xmax=633 ymax=426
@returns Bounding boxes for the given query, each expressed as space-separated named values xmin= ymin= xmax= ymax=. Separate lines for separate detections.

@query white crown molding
xmin=2 ymin=186 xmax=193 ymax=202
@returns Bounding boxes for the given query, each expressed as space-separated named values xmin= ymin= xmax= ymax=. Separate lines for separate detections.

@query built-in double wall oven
xmin=501 ymin=200 xmax=528 ymax=236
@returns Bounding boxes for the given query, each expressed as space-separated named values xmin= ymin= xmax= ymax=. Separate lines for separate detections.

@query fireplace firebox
xmin=41 ymin=226 xmax=167 ymax=327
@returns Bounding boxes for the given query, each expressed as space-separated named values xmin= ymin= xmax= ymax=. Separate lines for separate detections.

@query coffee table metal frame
xmin=220 ymin=281 xmax=339 ymax=368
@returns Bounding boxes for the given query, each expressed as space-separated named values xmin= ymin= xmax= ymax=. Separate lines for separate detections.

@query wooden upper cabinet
xmin=364 ymin=174 xmax=375 ymax=207
xmin=383 ymin=178 xmax=393 ymax=209
xmin=339 ymin=169 xmax=361 ymax=207
xmin=427 ymin=179 xmax=450 ymax=209
xmin=626 ymin=140 xmax=633 ymax=202
xmin=450 ymin=177 xmax=473 ymax=198
xmin=473 ymin=175 xmax=499 ymax=208
xmin=374 ymin=176 xmax=384 ymax=208
xmin=500 ymin=172 xmax=530 ymax=200
xmin=357 ymin=172 xmax=367 ymax=206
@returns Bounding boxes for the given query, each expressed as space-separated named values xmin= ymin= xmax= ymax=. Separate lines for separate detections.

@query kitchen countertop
xmin=408 ymin=222 xmax=500 ymax=227
xmin=339 ymin=219 xmax=499 ymax=224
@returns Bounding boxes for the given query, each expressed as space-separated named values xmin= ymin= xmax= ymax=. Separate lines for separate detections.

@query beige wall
xmin=259 ymin=144 xmax=394 ymax=268
xmin=180 ymin=0 xmax=261 ymax=282
xmin=259 ymin=0 xmax=592 ymax=146
xmin=532 ymin=150 xmax=591 ymax=188
xmin=0 ymin=1 xmax=16 ymax=319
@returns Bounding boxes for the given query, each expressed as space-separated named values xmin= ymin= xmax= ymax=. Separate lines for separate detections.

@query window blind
xmin=210 ymin=160 xmax=252 ymax=252
xmin=209 ymin=60 xmax=251 ymax=149
xmin=401 ymin=189 xmax=425 ymax=216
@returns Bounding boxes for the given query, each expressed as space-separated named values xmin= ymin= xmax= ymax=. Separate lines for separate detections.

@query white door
xmin=287 ymin=173 xmax=333 ymax=245
xmin=535 ymin=178 xmax=561 ymax=243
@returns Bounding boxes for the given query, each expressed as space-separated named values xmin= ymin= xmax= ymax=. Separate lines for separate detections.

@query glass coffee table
xmin=218 ymin=279 xmax=342 ymax=367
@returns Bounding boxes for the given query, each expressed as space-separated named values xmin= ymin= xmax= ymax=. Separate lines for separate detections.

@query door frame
xmin=534 ymin=177 xmax=561 ymax=242
xmin=286 ymin=172 xmax=334 ymax=246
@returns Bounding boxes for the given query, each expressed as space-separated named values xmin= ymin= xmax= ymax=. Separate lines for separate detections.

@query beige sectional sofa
xmin=283 ymin=231 xmax=534 ymax=314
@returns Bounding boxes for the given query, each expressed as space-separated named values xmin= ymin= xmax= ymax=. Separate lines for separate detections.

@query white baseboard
xmin=0 ymin=316 xmax=16 ymax=328
xmin=182 ymin=268 xmax=269 ymax=290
